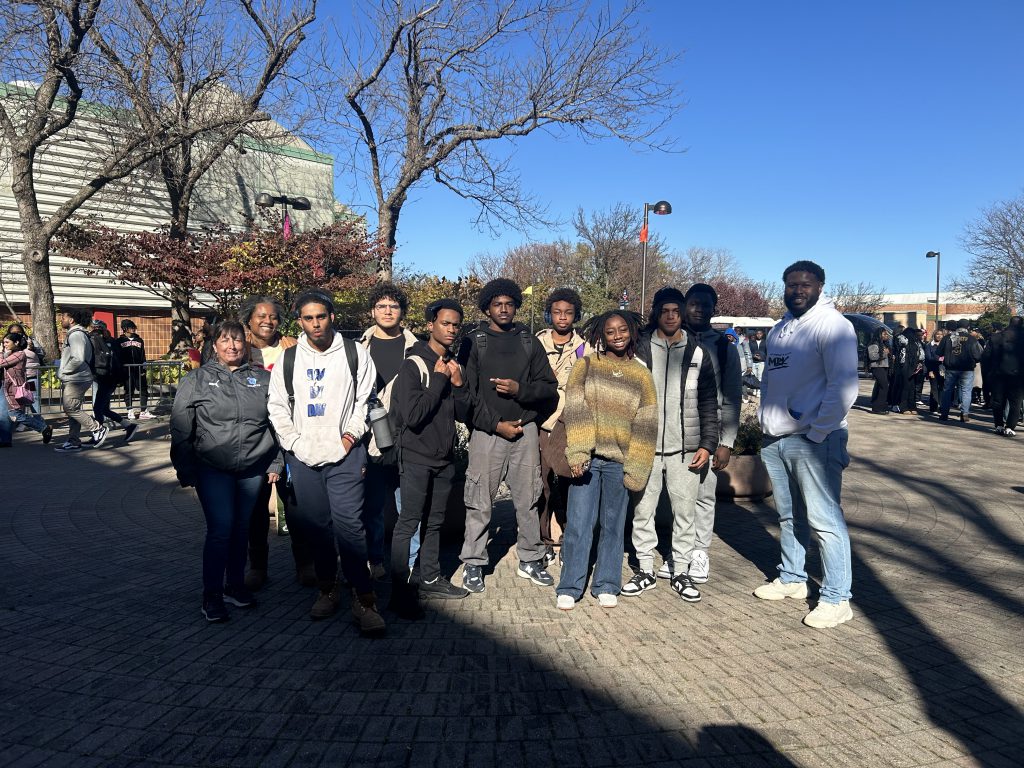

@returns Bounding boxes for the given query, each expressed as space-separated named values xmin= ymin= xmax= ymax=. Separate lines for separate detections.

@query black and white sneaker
xmin=671 ymin=573 xmax=702 ymax=602
xmin=223 ymin=584 xmax=257 ymax=608
xmin=517 ymin=559 xmax=554 ymax=587
xmin=621 ymin=571 xmax=656 ymax=596
xmin=1005 ymin=428 xmax=1017 ymax=437
xmin=89 ymin=425 xmax=109 ymax=448
xmin=541 ymin=545 xmax=557 ymax=568
xmin=462 ymin=564 xmax=485 ymax=593
xmin=420 ymin=576 xmax=470 ymax=599
xmin=124 ymin=423 xmax=139 ymax=443
xmin=54 ymin=441 xmax=82 ymax=453
xmin=202 ymin=592 xmax=229 ymax=622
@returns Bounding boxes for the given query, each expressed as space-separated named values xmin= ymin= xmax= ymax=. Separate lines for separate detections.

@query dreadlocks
xmin=582 ymin=310 xmax=644 ymax=359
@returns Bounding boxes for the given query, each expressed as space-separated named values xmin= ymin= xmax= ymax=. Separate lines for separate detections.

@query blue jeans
xmin=556 ymin=458 xmax=629 ymax=599
xmin=762 ymin=430 xmax=852 ymax=604
xmin=195 ymin=465 xmax=264 ymax=593
xmin=0 ymin=394 xmax=12 ymax=444
xmin=363 ymin=463 xmax=418 ymax=569
xmin=940 ymin=369 xmax=975 ymax=418
xmin=8 ymin=407 xmax=46 ymax=433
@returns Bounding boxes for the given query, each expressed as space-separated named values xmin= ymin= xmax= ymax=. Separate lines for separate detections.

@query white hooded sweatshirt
xmin=758 ymin=295 xmax=858 ymax=443
xmin=268 ymin=333 xmax=376 ymax=467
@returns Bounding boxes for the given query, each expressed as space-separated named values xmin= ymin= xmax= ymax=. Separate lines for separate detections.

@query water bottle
xmin=368 ymin=403 xmax=394 ymax=450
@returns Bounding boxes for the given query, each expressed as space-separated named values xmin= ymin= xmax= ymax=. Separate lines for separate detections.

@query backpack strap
xmin=283 ymin=345 xmax=297 ymax=418
xmin=341 ymin=336 xmax=359 ymax=389
xmin=410 ymin=355 xmax=430 ymax=388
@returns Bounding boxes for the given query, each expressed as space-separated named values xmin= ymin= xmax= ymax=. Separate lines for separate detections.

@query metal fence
xmin=29 ymin=361 xmax=191 ymax=417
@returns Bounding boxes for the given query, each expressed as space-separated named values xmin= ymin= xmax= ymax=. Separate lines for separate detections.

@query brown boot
xmin=310 ymin=585 xmax=341 ymax=620
xmin=295 ymin=563 xmax=317 ymax=588
xmin=244 ymin=569 xmax=267 ymax=591
xmin=352 ymin=591 xmax=386 ymax=634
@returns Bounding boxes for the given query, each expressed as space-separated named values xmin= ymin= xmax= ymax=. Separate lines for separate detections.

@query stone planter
xmin=716 ymin=454 xmax=772 ymax=501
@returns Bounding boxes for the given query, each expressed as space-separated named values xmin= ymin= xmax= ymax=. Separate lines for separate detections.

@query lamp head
xmin=291 ymin=196 xmax=311 ymax=211
xmin=926 ymin=251 xmax=940 ymax=259
xmin=256 ymin=193 xmax=275 ymax=208
xmin=651 ymin=200 xmax=672 ymax=215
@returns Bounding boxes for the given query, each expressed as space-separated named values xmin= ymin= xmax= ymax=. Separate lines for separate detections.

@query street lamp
xmin=256 ymin=192 xmax=311 ymax=237
xmin=926 ymin=250 xmax=941 ymax=330
xmin=640 ymin=200 xmax=672 ymax=313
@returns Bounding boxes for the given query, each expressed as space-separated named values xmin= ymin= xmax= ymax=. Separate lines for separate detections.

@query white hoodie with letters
xmin=758 ymin=296 xmax=858 ymax=443
xmin=268 ymin=333 xmax=376 ymax=467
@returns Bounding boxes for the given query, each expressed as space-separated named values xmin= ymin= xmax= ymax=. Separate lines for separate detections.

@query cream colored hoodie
xmin=268 ymin=333 xmax=376 ymax=467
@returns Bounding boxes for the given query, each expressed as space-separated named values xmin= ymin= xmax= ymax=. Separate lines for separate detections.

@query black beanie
xmin=651 ymin=286 xmax=686 ymax=309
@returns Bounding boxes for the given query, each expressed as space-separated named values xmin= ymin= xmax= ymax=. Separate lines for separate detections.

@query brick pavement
xmin=1 ymin=383 xmax=1023 ymax=767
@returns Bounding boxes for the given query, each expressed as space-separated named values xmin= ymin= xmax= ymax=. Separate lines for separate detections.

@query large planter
xmin=716 ymin=454 xmax=772 ymax=501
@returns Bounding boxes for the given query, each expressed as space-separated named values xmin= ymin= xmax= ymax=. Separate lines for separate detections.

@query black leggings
xmin=870 ymin=367 xmax=889 ymax=412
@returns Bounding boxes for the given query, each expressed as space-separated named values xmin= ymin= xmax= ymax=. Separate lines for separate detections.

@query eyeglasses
xmin=374 ymin=303 xmax=401 ymax=312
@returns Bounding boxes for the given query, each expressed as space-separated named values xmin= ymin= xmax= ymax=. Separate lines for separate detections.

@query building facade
xmin=874 ymin=292 xmax=994 ymax=333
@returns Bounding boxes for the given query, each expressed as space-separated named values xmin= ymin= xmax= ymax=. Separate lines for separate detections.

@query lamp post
xmin=925 ymin=250 xmax=941 ymax=330
xmin=256 ymin=192 xmax=311 ymax=237
xmin=640 ymin=200 xmax=672 ymax=313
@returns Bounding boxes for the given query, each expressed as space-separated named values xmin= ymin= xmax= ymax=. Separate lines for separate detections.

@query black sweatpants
xmin=392 ymin=461 xmax=454 ymax=584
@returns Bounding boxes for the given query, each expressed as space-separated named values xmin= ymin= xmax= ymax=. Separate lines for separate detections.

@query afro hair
xmin=368 ymin=281 xmax=409 ymax=314
xmin=478 ymin=278 xmax=523 ymax=313
xmin=544 ymin=287 xmax=583 ymax=320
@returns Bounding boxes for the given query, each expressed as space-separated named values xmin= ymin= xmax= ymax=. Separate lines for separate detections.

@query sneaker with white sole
xmin=803 ymin=600 xmax=853 ymax=628
xmin=54 ymin=441 xmax=82 ymax=453
xmin=688 ymin=551 xmax=710 ymax=584
xmin=671 ymin=574 xmax=701 ymax=602
xmin=124 ymin=423 xmax=139 ymax=443
xmin=621 ymin=571 xmax=656 ymax=596
xmin=656 ymin=560 xmax=675 ymax=579
xmin=462 ymin=564 xmax=485 ymax=593
xmin=556 ymin=594 xmax=575 ymax=611
xmin=138 ymin=410 xmax=156 ymax=420
xmin=597 ymin=593 xmax=617 ymax=608
xmin=1005 ymin=428 xmax=1017 ymax=437
xmin=753 ymin=578 xmax=808 ymax=601
xmin=517 ymin=559 xmax=554 ymax=587
xmin=89 ymin=425 xmax=109 ymax=448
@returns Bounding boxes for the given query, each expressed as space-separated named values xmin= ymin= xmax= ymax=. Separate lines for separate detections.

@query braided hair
xmin=582 ymin=310 xmax=644 ymax=360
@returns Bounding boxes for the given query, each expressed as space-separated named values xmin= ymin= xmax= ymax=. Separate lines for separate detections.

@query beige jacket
xmin=536 ymin=327 xmax=587 ymax=431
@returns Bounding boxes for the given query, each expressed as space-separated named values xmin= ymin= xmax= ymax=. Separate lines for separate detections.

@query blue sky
xmin=334 ymin=1 xmax=1024 ymax=294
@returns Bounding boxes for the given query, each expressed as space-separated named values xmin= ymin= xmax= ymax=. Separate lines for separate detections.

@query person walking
xmin=939 ymin=319 xmax=983 ymax=423
xmin=924 ymin=329 xmax=945 ymax=413
xmin=1 ymin=332 xmax=52 ymax=445
xmin=753 ymin=260 xmax=859 ymax=629
xmin=54 ymin=309 xmax=109 ymax=453
xmin=536 ymin=287 xmax=587 ymax=563
xmin=749 ymin=329 xmax=767 ymax=381
xmin=458 ymin=278 xmax=558 ymax=594
xmin=623 ymin=287 xmax=720 ymax=603
xmin=170 ymin=320 xmax=283 ymax=622
xmin=388 ymin=299 xmax=472 ymax=619
xmin=555 ymin=310 xmax=658 ymax=610
xmin=88 ymin=320 xmax=137 ymax=443
xmin=866 ymin=327 xmax=891 ymax=414
xmin=267 ymin=291 xmax=386 ymax=634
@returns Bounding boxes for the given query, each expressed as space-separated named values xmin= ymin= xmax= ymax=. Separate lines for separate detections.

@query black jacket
xmin=940 ymin=330 xmax=983 ymax=371
xmin=393 ymin=340 xmax=470 ymax=467
xmin=635 ymin=330 xmax=720 ymax=455
xmin=459 ymin=321 xmax=557 ymax=433
xmin=170 ymin=360 xmax=282 ymax=485
xmin=117 ymin=333 xmax=147 ymax=368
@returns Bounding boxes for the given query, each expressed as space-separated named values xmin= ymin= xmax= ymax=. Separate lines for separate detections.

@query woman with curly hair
xmin=555 ymin=310 xmax=658 ymax=610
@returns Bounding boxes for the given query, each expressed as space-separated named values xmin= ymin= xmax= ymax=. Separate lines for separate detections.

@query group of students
xmin=866 ymin=316 xmax=1024 ymax=435
xmin=170 ymin=258 xmax=862 ymax=633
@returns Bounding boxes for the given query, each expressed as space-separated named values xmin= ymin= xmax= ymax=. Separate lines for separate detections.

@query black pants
xmin=991 ymin=374 xmax=1024 ymax=430
xmin=248 ymin=476 xmax=315 ymax=573
xmin=928 ymin=372 xmax=944 ymax=412
xmin=286 ymin=445 xmax=372 ymax=595
xmin=123 ymin=367 xmax=148 ymax=410
xmin=870 ymin=368 xmax=889 ymax=412
xmin=392 ymin=461 xmax=454 ymax=583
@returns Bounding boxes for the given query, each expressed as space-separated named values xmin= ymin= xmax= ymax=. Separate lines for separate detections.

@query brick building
xmin=875 ymin=292 xmax=994 ymax=333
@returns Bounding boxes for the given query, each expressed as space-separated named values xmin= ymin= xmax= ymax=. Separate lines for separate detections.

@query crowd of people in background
xmin=5 ymin=261 xmax=1022 ymax=637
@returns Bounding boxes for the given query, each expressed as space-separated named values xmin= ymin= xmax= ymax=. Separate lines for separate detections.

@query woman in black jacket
xmin=866 ymin=327 xmax=891 ymax=414
xmin=170 ymin=320 xmax=282 ymax=622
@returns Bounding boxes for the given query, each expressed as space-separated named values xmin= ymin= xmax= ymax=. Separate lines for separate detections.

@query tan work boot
xmin=351 ymin=591 xmax=386 ymax=635
xmin=310 ymin=586 xmax=341 ymax=620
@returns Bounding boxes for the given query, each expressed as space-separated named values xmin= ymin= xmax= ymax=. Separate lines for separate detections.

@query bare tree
xmin=90 ymin=0 xmax=317 ymax=324
xmin=950 ymin=193 xmax=1024 ymax=312
xmin=829 ymin=280 xmax=887 ymax=315
xmin=667 ymin=246 xmax=739 ymax=285
xmin=324 ymin=0 xmax=679 ymax=279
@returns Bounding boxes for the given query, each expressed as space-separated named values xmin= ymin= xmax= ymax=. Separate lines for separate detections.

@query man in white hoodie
xmin=754 ymin=261 xmax=859 ymax=629
xmin=268 ymin=290 xmax=385 ymax=634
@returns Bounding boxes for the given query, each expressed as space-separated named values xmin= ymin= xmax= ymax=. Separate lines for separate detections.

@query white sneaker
xmin=803 ymin=600 xmax=853 ymax=628
xmin=597 ymin=593 xmax=617 ymax=608
xmin=656 ymin=560 xmax=675 ymax=579
xmin=139 ymin=410 xmax=156 ymax=420
xmin=15 ymin=424 xmax=26 ymax=433
xmin=688 ymin=551 xmax=710 ymax=584
xmin=753 ymin=578 xmax=808 ymax=601
xmin=126 ymin=411 xmax=137 ymax=421
xmin=1005 ymin=428 xmax=1017 ymax=437
xmin=556 ymin=594 xmax=575 ymax=611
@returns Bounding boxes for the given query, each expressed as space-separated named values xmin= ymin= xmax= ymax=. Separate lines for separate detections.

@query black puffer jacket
xmin=170 ymin=360 xmax=282 ymax=485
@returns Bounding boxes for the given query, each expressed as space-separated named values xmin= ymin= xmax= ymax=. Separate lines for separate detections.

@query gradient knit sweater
xmin=562 ymin=353 xmax=658 ymax=492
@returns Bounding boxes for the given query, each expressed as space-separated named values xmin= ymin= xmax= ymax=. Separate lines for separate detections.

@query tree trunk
xmin=377 ymin=204 xmax=401 ymax=282
xmin=170 ymin=287 xmax=192 ymax=328
xmin=20 ymin=236 xmax=60 ymax=360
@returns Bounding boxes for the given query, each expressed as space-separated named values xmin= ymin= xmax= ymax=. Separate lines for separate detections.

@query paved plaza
xmin=2 ymin=382 xmax=1023 ymax=767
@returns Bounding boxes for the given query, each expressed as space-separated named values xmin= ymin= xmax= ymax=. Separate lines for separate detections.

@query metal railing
xmin=29 ymin=361 xmax=191 ymax=417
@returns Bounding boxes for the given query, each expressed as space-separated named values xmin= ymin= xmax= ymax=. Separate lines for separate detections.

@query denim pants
xmin=393 ymin=461 xmax=454 ymax=583
xmin=363 ymin=463 xmax=418 ymax=569
xmin=195 ymin=465 xmax=264 ymax=593
xmin=0 ymin=393 xmax=12 ymax=444
xmin=287 ymin=444 xmax=372 ymax=595
xmin=8 ymin=407 xmax=47 ymax=433
xmin=556 ymin=458 xmax=629 ymax=599
xmin=761 ymin=429 xmax=852 ymax=604
xmin=940 ymin=369 xmax=975 ymax=418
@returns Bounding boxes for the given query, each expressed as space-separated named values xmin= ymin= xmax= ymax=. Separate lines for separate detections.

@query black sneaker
xmin=41 ymin=425 xmax=53 ymax=444
xmin=671 ymin=573 xmax=701 ymax=602
xmin=621 ymin=571 xmax=656 ymax=596
xmin=202 ymin=592 xmax=229 ymax=622
xmin=223 ymin=584 xmax=257 ymax=608
xmin=89 ymin=425 xmax=109 ymax=448
xmin=54 ymin=441 xmax=82 ymax=453
xmin=123 ymin=423 xmax=139 ymax=444
xmin=420 ymin=576 xmax=470 ymax=600
xmin=462 ymin=564 xmax=485 ymax=593
xmin=541 ymin=545 xmax=557 ymax=567
xmin=517 ymin=559 xmax=554 ymax=587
